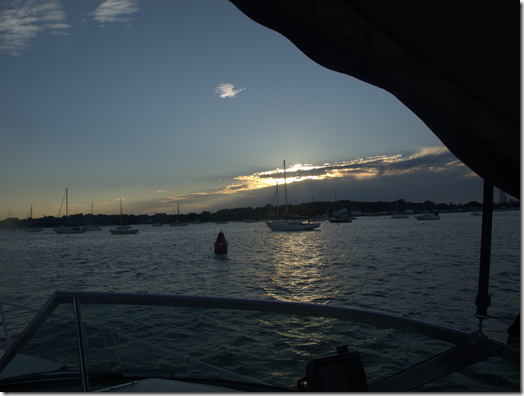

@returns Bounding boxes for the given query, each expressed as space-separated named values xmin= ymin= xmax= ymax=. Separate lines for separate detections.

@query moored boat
xmin=265 ymin=219 xmax=320 ymax=231
xmin=85 ymin=204 xmax=101 ymax=231
xmin=110 ymin=225 xmax=139 ymax=235
xmin=54 ymin=225 xmax=87 ymax=234
xmin=24 ymin=205 xmax=43 ymax=232
xmin=53 ymin=189 xmax=86 ymax=234
xmin=170 ymin=205 xmax=189 ymax=227
xmin=110 ymin=199 xmax=138 ymax=234
xmin=390 ymin=214 xmax=409 ymax=219
xmin=266 ymin=161 xmax=321 ymax=231
xmin=414 ymin=212 xmax=441 ymax=220
xmin=328 ymin=216 xmax=353 ymax=223
xmin=0 ymin=1 xmax=518 ymax=392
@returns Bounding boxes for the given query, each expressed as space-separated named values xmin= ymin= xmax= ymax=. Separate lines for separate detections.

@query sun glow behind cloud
xmin=230 ymin=148 xmax=455 ymax=193
xmin=161 ymin=147 xmax=465 ymax=207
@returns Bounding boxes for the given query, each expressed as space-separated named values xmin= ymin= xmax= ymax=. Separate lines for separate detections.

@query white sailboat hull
xmin=265 ymin=220 xmax=320 ymax=231
xmin=110 ymin=225 xmax=138 ymax=234
xmin=54 ymin=227 xmax=86 ymax=234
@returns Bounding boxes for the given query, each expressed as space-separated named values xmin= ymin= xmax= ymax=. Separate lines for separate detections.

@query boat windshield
xmin=0 ymin=291 xmax=519 ymax=392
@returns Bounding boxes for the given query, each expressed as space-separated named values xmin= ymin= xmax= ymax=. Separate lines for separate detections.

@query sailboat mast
xmin=276 ymin=183 xmax=279 ymax=218
xmin=66 ymin=188 xmax=68 ymax=220
xmin=334 ymin=188 xmax=337 ymax=213
xmin=283 ymin=160 xmax=288 ymax=215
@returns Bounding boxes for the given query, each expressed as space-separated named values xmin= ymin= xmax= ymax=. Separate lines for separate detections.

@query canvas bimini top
xmin=229 ymin=0 xmax=520 ymax=199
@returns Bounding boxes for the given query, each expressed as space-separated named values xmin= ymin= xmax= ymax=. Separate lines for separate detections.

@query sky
xmin=0 ymin=0 xmax=505 ymax=220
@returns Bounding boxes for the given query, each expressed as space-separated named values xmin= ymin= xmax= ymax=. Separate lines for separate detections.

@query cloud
xmin=118 ymin=146 xmax=485 ymax=214
xmin=0 ymin=0 xmax=70 ymax=56
xmin=156 ymin=146 xmax=470 ymax=205
xmin=215 ymin=83 xmax=245 ymax=98
xmin=89 ymin=0 xmax=139 ymax=25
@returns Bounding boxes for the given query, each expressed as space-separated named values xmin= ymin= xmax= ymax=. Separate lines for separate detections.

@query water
xmin=0 ymin=211 xmax=520 ymax=389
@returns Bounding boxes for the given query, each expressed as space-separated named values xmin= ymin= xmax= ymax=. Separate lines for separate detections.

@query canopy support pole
xmin=474 ymin=180 xmax=493 ymax=335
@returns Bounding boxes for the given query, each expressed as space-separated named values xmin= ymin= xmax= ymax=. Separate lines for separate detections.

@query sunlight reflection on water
xmin=0 ymin=211 xmax=520 ymax=390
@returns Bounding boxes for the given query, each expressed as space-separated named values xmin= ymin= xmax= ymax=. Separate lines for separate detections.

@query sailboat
xmin=110 ymin=199 xmax=139 ymax=234
xmin=328 ymin=188 xmax=354 ymax=223
xmin=24 ymin=205 xmax=43 ymax=232
xmin=265 ymin=161 xmax=321 ymax=231
xmin=85 ymin=203 xmax=102 ymax=231
xmin=170 ymin=205 xmax=188 ymax=227
xmin=53 ymin=189 xmax=86 ymax=234
xmin=391 ymin=192 xmax=409 ymax=219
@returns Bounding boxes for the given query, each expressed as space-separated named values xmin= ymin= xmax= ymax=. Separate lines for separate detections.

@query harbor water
xmin=0 ymin=211 xmax=520 ymax=390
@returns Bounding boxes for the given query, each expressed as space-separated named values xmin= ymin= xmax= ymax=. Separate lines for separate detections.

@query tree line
xmin=0 ymin=199 xmax=518 ymax=229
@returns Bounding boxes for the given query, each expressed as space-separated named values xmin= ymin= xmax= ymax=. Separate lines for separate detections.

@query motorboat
xmin=414 ymin=212 xmax=441 ymax=220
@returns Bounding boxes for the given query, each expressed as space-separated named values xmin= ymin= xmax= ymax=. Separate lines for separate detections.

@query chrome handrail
xmin=0 ymin=299 xmax=271 ymax=386
xmin=0 ymin=303 xmax=11 ymax=349
xmin=0 ymin=291 xmax=520 ymax=392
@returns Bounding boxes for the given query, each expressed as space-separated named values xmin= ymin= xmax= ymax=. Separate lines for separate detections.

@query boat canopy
xmin=229 ymin=0 xmax=520 ymax=199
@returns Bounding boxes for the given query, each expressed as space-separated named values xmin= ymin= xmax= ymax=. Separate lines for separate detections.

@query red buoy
xmin=214 ymin=230 xmax=228 ymax=254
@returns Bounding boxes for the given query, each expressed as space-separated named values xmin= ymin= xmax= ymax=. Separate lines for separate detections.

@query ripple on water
xmin=0 ymin=214 xmax=520 ymax=389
